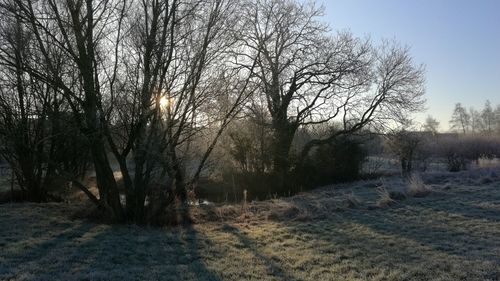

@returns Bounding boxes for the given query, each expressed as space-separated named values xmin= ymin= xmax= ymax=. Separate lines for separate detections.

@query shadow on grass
xmin=220 ymin=224 xmax=299 ymax=281
xmin=280 ymin=210 xmax=500 ymax=280
xmin=413 ymin=189 xmax=500 ymax=223
xmin=70 ymin=224 xmax=221 ymax=281
xmin=287 ymin=203 xmax=500 ymax=262
xmin=0 ymin=220 xmax=221 ymax=281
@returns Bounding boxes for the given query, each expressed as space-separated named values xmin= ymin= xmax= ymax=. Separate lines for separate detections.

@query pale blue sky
xmin=318 ymin=0 xmax=500 ymax=130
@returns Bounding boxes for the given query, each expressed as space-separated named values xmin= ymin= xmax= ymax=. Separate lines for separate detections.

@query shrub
xmin=406 ymin=174 xmax=431 ymax=197
xmin=385 ymin=130 xmax=424 ymax=176
xmin=376 ymin=186 xmax=396 ymax=208
xmin=384 ymin=130 xmax=440 ymax=175
xmin=446 ymin=153 xmax=467 ymax=172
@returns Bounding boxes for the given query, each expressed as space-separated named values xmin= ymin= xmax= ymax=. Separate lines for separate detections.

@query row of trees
xmin=0 ymin=0 xmax=425 ymax=224
xmin=450 ymin=101 xmax=500 ymax=134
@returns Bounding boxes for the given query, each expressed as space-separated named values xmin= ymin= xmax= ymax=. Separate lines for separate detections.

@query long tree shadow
xmin=411 ymin=188 xmax=500 ymax=223
xmin=65 ymin=224 xmax=221 ymax=281
xmin=219 ymin=224 xmax=300 ymax=281
xmin=280 ymin=212 xmax=500 ymax=280
xmin=417 ymin=199 xmax=500 ymax=223
xmin=340 ymin=207 xmax=500 ymax=262
xmin=1 ymin=219 xmax=221 ymax=280
xmin=0 ymin=221 xmax=97 ymax=280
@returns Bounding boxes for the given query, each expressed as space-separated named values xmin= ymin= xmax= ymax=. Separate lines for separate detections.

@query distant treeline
xmin=449 ymin=101 xmax=500 ymax=134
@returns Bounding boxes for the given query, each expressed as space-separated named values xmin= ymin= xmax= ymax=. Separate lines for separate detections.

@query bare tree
xmin=385 ymin=129 xmax=425 ymax=176
xmin=481 ymin=100 xmax=494 ymax=134
xmin=105 ymin=0 xmax=254 ymax=223
xmin=0 ymin=3 xmax=90 ymax=201
xmin=423 ymin=115 xmax=439 ymax=135
xmin=449 ymin=103 xmax=470 ymax=134
xmin=238 ymin=0 xmax=425 ymax=188
xmin=495 ymin=104 xmax=500 ymax=134
xmin=6 ymin=0 xmax=129 ymax=219
xmin=469 ymin=107 xmax=482 ymax=134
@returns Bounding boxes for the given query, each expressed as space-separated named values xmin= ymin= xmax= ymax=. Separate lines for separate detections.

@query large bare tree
xmin=238 ymin=0 xmax=425 ymax=187
xmin=105 ymin=0 xmax=254 ymax=223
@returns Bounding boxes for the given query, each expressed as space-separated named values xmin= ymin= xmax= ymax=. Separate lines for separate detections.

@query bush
xmin=376 ymin=186 xmax=396 ymax=208
xmin=406 ymin=174 xmax=431 ymax=197
xmin=446 ymin=153 xmax=467 ymax=172
xmin=199 ymin=135 xmax=368 ymax=201
xmin=384 ymin=130 xmax=435 ymax=175
xmin=295 ymin=136 xmax=367 ymax=189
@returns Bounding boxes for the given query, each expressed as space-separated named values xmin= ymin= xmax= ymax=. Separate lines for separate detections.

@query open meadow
xmin=1 ymin=168 xmax=499 ymax=281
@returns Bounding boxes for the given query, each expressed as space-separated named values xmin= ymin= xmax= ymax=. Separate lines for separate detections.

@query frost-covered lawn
xmin=1 ymin=169 xmax=500 ymax=281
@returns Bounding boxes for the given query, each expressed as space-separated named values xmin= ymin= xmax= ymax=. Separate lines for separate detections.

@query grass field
xmin=1 ymin=168 xmax=499 ymax=281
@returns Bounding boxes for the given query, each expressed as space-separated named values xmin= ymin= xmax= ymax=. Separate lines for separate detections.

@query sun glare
xmin=159 ymin=96 xmax=171 ymax=108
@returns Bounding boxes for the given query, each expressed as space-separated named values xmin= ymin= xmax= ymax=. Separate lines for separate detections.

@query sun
xmin=159 ymin=96 xmax=171 ymax=108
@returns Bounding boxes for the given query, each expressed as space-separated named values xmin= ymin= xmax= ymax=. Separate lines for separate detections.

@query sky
xmin=317 ymin=0 xmax=500 ymax=131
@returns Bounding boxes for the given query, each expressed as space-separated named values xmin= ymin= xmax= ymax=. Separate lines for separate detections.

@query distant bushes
xmin=384 ymin=132 xmax=500 ymax=174
xmin=435 ymin=134 xmax=500 ymax=172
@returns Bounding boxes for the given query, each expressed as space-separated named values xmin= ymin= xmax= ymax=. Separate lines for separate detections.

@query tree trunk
xmin=89 ymin=140 xmax=124 ymax=221
xmin=168 ymin=145 xmax=190 ymax=224
xmin=271 ymin=118 xmax=297 ymax=192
